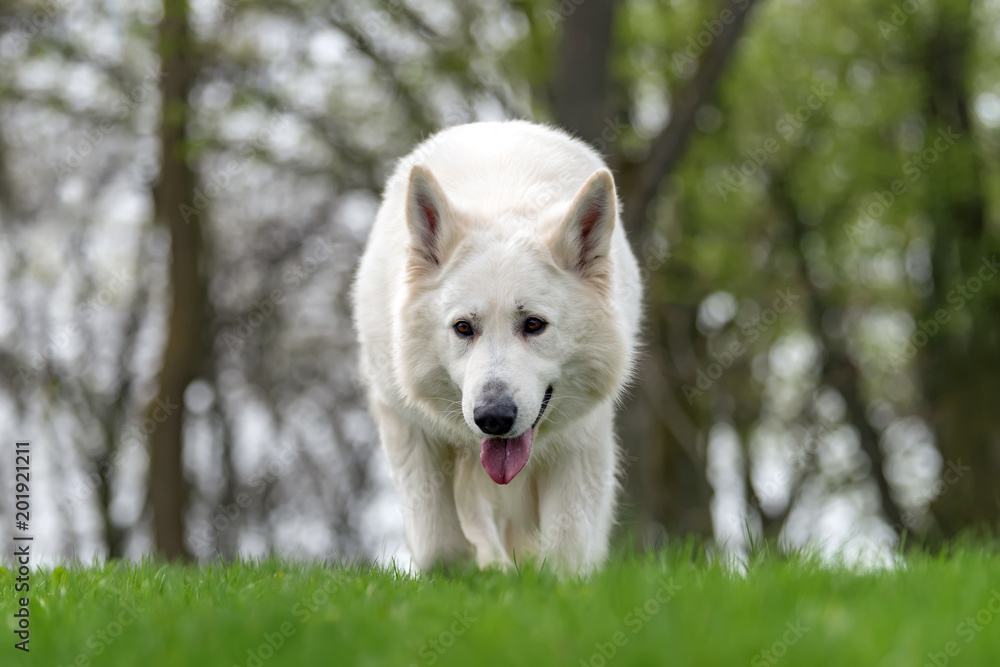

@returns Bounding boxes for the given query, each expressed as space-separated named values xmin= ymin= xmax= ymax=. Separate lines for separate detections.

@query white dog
xmin=353 ymin=120 xmax=641 ymax=575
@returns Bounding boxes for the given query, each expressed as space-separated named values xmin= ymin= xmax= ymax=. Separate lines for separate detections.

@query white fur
xmin=352 ymin=120 xmax=642 ymax=575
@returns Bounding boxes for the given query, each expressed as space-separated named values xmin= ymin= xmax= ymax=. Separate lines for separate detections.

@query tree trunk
xmin=623 ymin=305 xmax=714 ymax=541
xmin=917 ymin=2 xmax=1000 ymax=538
xmin=148 ymin=0 xmax=202 ymax=561
xmin=550 ymin=0 xmax=616 ymax=147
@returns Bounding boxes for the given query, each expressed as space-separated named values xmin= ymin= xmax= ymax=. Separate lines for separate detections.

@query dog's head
xmin=397 ymin=165 xmax=629 ymax=484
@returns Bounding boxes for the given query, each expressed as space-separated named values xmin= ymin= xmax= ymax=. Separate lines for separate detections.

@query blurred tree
xmin=550 ymin=0 xmax=616 ymax=145
xmin=148 ymin=0 xmax=201 ymax=561
xmin=918 ymin=0 xmax=1000 ymax=538
xmin=2 ymin=0 xmax=999 ymax=566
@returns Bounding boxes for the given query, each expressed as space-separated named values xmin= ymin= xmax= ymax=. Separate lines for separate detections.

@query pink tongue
xmin=480 ymin=430 xmax=533 ymax=485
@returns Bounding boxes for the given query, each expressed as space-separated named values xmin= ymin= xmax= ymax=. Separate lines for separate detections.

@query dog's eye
xmin=454 ymin=320 xmax=474 ymax=337
xmin=523 ymin=317 xmax=547 ymax=335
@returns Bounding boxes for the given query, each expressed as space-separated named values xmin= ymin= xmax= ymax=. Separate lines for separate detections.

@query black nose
xmin=474 ymin=399 xmax=517 ymax=436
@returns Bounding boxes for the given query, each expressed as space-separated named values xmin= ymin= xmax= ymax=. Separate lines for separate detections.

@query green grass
xmin=3 ymin=545 xmax=1000 ymax=666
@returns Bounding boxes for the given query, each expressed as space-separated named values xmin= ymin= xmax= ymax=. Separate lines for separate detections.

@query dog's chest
xmin=453 ymin=450 xmax=542 ymax=560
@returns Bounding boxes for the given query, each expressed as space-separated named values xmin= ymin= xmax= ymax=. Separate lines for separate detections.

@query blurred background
xmin=0 ymin=0 xmax=998 ymax=568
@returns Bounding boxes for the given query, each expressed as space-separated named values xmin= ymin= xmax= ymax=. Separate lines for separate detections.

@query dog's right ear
xmin=405 ymin=165 xmax=456 ymax=269
xmin=550 ymin=169 xmax=617 ymax=285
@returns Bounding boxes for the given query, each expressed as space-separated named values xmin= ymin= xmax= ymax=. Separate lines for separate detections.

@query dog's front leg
xmin=453 ymin=450 xmax=514 ymax=570
xmin=537 ymin=416 xmax=618 ymax=576
xmin=371 ymin=400 xmax=471 ymax=571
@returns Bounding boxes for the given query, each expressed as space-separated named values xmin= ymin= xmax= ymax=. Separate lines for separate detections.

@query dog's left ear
xmin=550 ymin=169 xmax=617 ymax=281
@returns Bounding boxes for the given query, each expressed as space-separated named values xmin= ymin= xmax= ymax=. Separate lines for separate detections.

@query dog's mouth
xmin=532 ymin=385 xmax=553 ymax=428
xmin=480 ymin=385 xmax=553 ymax=485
